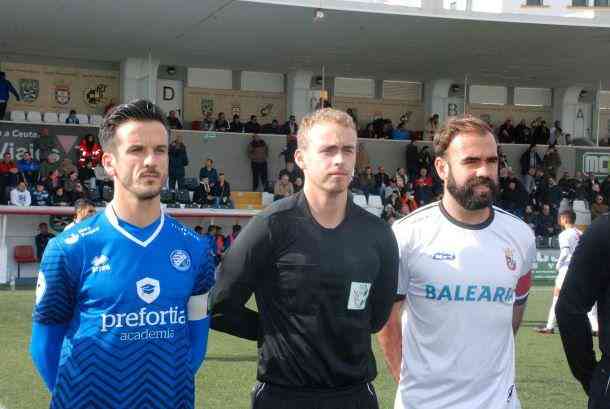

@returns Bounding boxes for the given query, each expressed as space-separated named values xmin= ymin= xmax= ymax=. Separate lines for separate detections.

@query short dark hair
xmin=99 ymin=99 xmax=168 ymax=151
xmin=74 ymin=198 xmax=95 ymax=212
xmin=559 ymin=209 xmax=576 ymax=224
xmin=207 ymin=225 xmax=216 ymax=234
xmin=70 ymin=110 xmax=76 ymax=115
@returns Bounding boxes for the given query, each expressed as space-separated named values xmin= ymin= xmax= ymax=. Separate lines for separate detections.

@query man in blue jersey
xmin=30 ymin=99 xmax=216 ymax=409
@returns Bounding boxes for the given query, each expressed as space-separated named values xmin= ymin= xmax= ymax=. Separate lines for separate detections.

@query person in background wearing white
xmin=10 ymin=181 xmax=31 ymax=207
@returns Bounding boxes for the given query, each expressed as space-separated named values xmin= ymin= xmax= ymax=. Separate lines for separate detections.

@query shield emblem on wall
xmin=19 ymin=79 xmax=39 ymax=103
xmin=54 ymin=85 xmax=71 ymax=105
xmin=259 ymin=103 xmax=273 ymax=117
xmin=84 ymin=84 xmax=110 ymax=107
xmin=201 ymin=98 xmax=214 ymax=114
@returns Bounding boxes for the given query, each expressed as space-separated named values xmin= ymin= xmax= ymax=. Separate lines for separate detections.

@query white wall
xmin=241 ymin=71 xmax=284 ymax=93
xmin=514 ymin=87 xmax=552 ymax=107
xmin=187 ymin=68 xmax=233 ymax=89
xmin=334 ymin=77 xmax=375 ymax=98
xmin=469 ymin=85 xmax=508 ymax=105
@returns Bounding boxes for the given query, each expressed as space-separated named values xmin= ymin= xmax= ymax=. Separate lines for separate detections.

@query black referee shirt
xmin=210 ymin=191 xmax=399 ymax=389
xmin=556 ymin=214 xmax=610 ymax=393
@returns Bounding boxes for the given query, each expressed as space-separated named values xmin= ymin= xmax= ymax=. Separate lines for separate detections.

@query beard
xmin=446 ymin=168 xmax=498 ymax=211
xmin=116 ymin=169 xmax=166 ymax=201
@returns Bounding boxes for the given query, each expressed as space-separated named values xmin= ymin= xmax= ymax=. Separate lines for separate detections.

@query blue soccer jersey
xmin=32 ymin=207 xmax=216 ymax=409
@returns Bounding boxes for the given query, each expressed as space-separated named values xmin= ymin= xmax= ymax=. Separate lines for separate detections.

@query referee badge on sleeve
xmin=347 ymin=282 xmax=371 ymax=310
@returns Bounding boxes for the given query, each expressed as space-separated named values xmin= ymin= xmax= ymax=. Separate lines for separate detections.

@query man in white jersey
xmin=378 ymin=115 xmax=536 ymax=409
xmin=536 ymin=209 xmax=598 ymax=335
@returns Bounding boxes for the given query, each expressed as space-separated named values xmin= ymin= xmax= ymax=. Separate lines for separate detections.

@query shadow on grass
xmin=206 ymin=355 xmax=258 ymax=362
xmin=521 ymin=320 xmax=546 ymax=328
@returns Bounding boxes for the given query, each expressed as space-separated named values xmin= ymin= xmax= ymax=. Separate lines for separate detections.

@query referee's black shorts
xmin=251 ymin=381 xmax=379 ymax=409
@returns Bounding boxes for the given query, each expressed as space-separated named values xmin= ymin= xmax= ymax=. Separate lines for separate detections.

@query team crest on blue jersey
xmin=170 ymin=249 xmax=191 ymax=272
xmin=136 ymin=277 xmax=160 ymax=304
xmin=64 ymin=233 xmax=79 ymax=245
xmin=505 ymin=248 xmax=517 ymax=271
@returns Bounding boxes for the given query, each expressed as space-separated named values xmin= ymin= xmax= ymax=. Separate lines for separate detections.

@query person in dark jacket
xmin=199 ymin=158 xmax=219 ymax=187
xmin=166 ymin=110 xmax=183 ymax=130
xmin=500 ymin=179 xmax=528 ymax=218
xmin=520 ymin=143 xmax=543 ymax=176
xmin=0 ymin=71 xmax=20 ymax=120
xmin=31 ymin=183 xmax=51 ymax=206
xmin=168 ymin=135 xmax=188 ymax=190
xmin=211 ymin=173 xmax=233 ymax=208
xmin=514 ymin=119 xmax=531 ymax=144
xmin=282 ymin=115 xmax=299 ymax=135
xmin=34 ymin=222 xmax=55 ymax=260
xmin=405 ymin=140 xmax=419 ymax=183
xmin=229 ymin=114 xmax=244 ymax=133
xmin=193 ymin=177 xmax=214 ymax=207
xmin=17 ymin=151 xmax=40 ymax=186
xmin=535 ymin=203 xmax=559 ymax=239
xmin=247 ymin=134 xmax=268 ymax=191
xmin=244 ymin=115 xmax=261 ymax=134
xmin=214 ymin=112 xmax=230 ymax=132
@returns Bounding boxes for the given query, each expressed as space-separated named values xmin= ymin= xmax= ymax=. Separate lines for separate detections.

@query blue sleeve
xmin=30 ymin=322 xmax=68 ymax=391
xmin=31 ymin=237 xmax=77 ymax=390
xmin=188 ymin=239 xmax=216 ymax=373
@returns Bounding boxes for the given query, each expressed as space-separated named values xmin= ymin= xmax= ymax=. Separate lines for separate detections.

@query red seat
xmin=14 ymin=245 xmax=37 ymax=279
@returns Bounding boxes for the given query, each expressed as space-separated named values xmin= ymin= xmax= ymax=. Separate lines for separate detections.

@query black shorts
xmin=251 ymin=381 xmax=379 ymax=409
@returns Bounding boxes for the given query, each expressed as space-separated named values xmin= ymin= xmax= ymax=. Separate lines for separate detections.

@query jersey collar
xmin=104 ymin=203 xmax=165 ymax=248
xmin=439 ymin=201 xmax=494 ymax=230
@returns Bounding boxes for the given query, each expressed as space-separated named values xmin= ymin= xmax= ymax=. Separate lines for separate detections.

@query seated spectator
xmin=523 ymin=205 xmax=537 ymax=231
xmin=520 ymin=143 xmax=542 ymax=178
xmin=294 ymin=176 xmax=303 ymax=193
xmin=282 ymin=115 xmax=299 ymax=135
xmin=535 ymin=204 xmax=559 ymax=239
xmin=279 ymin=161 xmax=303 ymax=184
xmin=201 ymin=111 xmax=214 ymax=131
xmin=274 ymin=174 xmax=294 ymax=201
xmin=65 ymin=110 xmax=79 ymax=124
xmin=262 ymin=119 xmax=281 ymax=134
xmin=245 ymin=115 xmax=261 ymax=134
xmin=214 ymin=112 xmax=230 ymax=132
xmin=391 ymin=123 xmax=410 ymax=141
xmin=543 ymin=177 xmax=562 ymax=211
xmin=31 ymin=183 xmax=51 ymax=206
xmin=39 ymin=153 xmax=60 ymax=180
xmin=211 ymin=173 xmax=233 ymax=208
xmin=359 ymin=123 xmax=377 ymax=139
xmin=78 ymin=161 xmax=96 ymax=189
xmin=0 ymin=152 xmax=18 ymax=204
xmin=229 ymin=114 xmax=244 ymax=132
xmin=193 ymin=177 xmax=215 ymax=207
xmin=500 ymin=179 xmax=528 ymax=218
xmin=498 ymin=119 xmax=515 ymax=143
xmin=35 ymin=222 xmax=55 ymax=260
xmin=199 ymin=158 xmax=219 ymax=187
xmin=51 ymin=186 xmax=71 ymax=206
xmin=592 ymin=194 xmax=609 ymax=220
xmin=514 ymin=119 xmax=531 ymax=144
xmin=414 ymin=168 xmax=434 ymax=206
xmin=166 ymin=110 xmax=183 ymax=130
xmin=77 ymin=134 xmax=103 ymax=168
xmin=46 ymin=169 xmax=63 ymax=193
xmin=58 ymin=158 xmax=77 ymax=178
xmin=10 ymin=181 xmax=31 ymax=207
xmin=17 ymin=151 xmax=40 ymax=186
xmin=70 ymin=182 xmax=89 ymax=202
xmin=64 ymin=171 xmax=79 ymax=194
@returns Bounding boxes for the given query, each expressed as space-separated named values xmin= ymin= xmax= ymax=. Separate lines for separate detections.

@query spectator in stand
xmin=63 ymin=171 xmax=79 ymax=197
xmin=58 ymin=158 xmax=77 ymax=178
xmin=405 ymin=140 xmax=419 ymax=182
xmin=247 ymin=134 xmax=269 ymax=191
xmin=414 ymin=167 xmax=434 ymax=206
xmin=261 ymin=119 xmax=281 ymax=134
xmin=500 ymin=179 xmax=528 ymax=218
xmin=10 ymin=181 xmax=31 ymax=207
xmin=294 ymin=176 xmax=303 ymax=193
xmin=549 ymin=121 xmax=563 ymax=146
xmin=520 ymin=143 xmax=542 ymax=177
xmin=168 ymin=135 xmax=188 ymax=190
xmin=193 ymin=177 xmax=214 ymax=207
xmin=64 ymin=198 xmax=97 ymax=230
xmin=39 ymin=153 xmax=60 ymax=180
xmin=282 ymin=115 xmax=299 ymax=135
xmin=375 ymin=165 xmax=391 ymax=196
xmin=544 ymin=177 xmax=563 ymax=211
xmin=591 ymin=194 xmax=608 ymax=220
xmin=65 ymin=110 xmax=80 ymax=124
xmin=70 ymin=182 xmax=88 ymax=202
xmin=51 ymin=186 xmax=70 ymax=206
xmin=17 ymin=151 xmax=40 ymax=186
xmin=418 ymin=146 xmax=433 ymax=172
xmin=201 ymin=111 xmax=214 ymax=131
xmin=498 ymin=119 xmax=515 ymax=143
xmin=278 ymin=161 xmax=303 ymax=184
xmin=199 ymin=158 xmax=219 ymax=187
xmin=356 ymin=166 xmax=377 ymax=203
xmin=0 ymin=152 xmax=18 ymax=204
xmin=359 ymin=123 xmax=378 ymax=139
xmin=533 ymin=120 xmax=550 ymax=145
xmin=381 ymin=120 xmax=394 ymax=139
xmin=395 ymin=168 xmax=409 ymax=186
xmin=214 ymin=112 xmax=230 ymax=132
xmin=391 ymin=123 xmax=410 ymax=141
xmin=355 ymin=142 xmax=370 ymax=174
xmin=281 ymin=132 xmax=298 ymax=165
xmin=214 ymin=226 xmax=226 ymax=262
xmin=514 ymin=119 xmax=531 ymax=145
xmin=245 ymin=115 xmax=261 ymax=134
xmin=77 ymin=134 xmax=103 ymax=168
xmin=46 ymin=169 xmax=63 ymax=193
xmin=543 ymin=145 xmax=562 ymax=178
xmin=224 ymin=224 xmax=242 ymax=250
xmin=166 ymin=110 xmax=183 ymax=130
xmin=523 ymin=205 xmax=537 ymax=231
xmin=0 ymin=71 xmax=20 ymax=120
xmin=212 ymin=173 xmax=233 ymax=208
xmin=35 ymin=222 xmax=54 ymax=260
xmin=229 ymin=114 xmax=244 ymax=133
xmin=424 ymin=114 xmax=439 ymax=141
xmin=523 ymin=167 xmax=537 ymax=194
xmin=32 ymin=183 xmax=51 ymax=206
xmin=273 ymin=173 xmax=294 ymax=201
xmin=35 ymin=128 xmax=56 ymax=162
xmin=78 ymin=161 xmax=96 ymax=189
xmin=535 ymin=203 xmax=559 ymax=242
xmin=94 ymin=162 xmax=110 ymax=199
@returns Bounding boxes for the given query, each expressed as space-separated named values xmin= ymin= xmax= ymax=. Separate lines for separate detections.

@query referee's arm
xmin=210 ymin=215 xmax=270 ymax=341
xmin=556 ymin=215 xmax=609 ymax=393
xmin=370 ymin=229 xmax=399 ymax=333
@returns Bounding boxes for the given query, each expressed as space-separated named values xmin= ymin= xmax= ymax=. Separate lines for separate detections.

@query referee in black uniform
xmin=210 ymin=108 xmax=399 ymax=409
xmin=556 ymin=214 xmax=610 ymax=409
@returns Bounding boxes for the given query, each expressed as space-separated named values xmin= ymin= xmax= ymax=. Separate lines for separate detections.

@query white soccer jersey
xmin=556 ymin=227 xmax=581 ymax=271
xmin=392 ymin=202 xmax=536 ymax=409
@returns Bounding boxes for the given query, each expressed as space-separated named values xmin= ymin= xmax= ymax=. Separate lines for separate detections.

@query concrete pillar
xmin=561 ymin=85 xmax=594 ymax=142
xmin=120 ymin=57 xmax=160 ymax=104
xmin=286 ymin=70 xmax=313 ymax=122
xmin=424 ymin=79 xmax=454 ymax=124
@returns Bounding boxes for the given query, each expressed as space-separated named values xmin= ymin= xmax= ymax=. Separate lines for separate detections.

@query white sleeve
xmin=9 ymin=189 xmax=17 ymax=206
xmin=522 ymin=230 xmax=537 ymax=278
xmin=24 ymin=191 xmax=31 ymax=207
xmin=392 ymin=223 xmax=411 ymax=296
